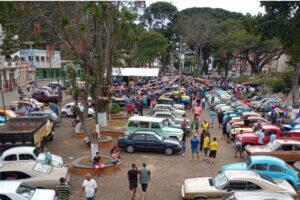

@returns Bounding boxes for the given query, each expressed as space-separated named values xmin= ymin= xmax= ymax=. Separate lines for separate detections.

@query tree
xmin=250 ymin=2 xmax=300 ymax=108
xmin=136 ymin=31 xmax=169 ymax=67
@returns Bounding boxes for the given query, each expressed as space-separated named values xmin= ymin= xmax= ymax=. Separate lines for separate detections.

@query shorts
xmin=209 ymin=150 xmax=217 ymax=158
xmin=191 ymin=148 xmax=199 ymax=154
xmin=203 ymin=148 xmax=208 ymax=155
xmin=236 ymin=144 xmax=243 ymax=152
xmin=141 ymin=183 xmax=148 ymax=192
xmin=129 ymin=181 xmax=138 ymax=190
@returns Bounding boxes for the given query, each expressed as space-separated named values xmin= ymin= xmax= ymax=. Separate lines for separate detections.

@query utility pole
xmin=179 ymin=35 xmax=183 ymax=86
xmin=0 ymin=71 xmax=6 ymax=122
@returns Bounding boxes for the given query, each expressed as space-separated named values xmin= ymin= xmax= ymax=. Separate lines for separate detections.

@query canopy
xmin=112 ymin=67 xmax=160 ymax=77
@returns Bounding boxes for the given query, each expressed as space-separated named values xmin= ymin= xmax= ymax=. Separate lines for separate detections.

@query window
xmin=65 ymin=105 xmax=72 ymax=109
xmin=131 ymin=134 xmax=145 ymax=141
xmin=4 ymin=154 xmax=17 ymax=161
xmin=0 ymin=194 xmax=12 ymax=200
xmin=147 ymin=134 xmax=159 ymax=142
xmin=250 ymin=164 xmax=268 ymax=171
xmin=35 ymin=56 xmax=40 ymax=62
xmin=151 ymin=122 xmax=160 ymax=129
xmin=128 ymin=121 xmax=139 ymax=128
xmin=41 ymin=56 xmax=45 ymax=62
xmin=0 ymin=171 xmax=31 ymax=180
xmin=269 ymin=164 xmax=284 ymax=172
xmin=246 ymin=182 xmax=261 ymax=190
xmin=281 ymin=144 xmax=293 ymax=151
xmin=140 ymin=122 xmax=149 ymax=128
xmin=21 ymin=57 xmax=25 ymax=61
xmin=19 ymin=154 xmax=35 ymax=160
xmin=228 ymin=181 xmax=247 ymax=190
xmin=294 ymin=145 xmax=300 ymax=151
xmin=28 ymin=56 xmax=33 ymax=62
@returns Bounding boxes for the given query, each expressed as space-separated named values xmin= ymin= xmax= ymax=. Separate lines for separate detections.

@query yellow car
xmin=182 ymin=170 xmax=297 ymax=200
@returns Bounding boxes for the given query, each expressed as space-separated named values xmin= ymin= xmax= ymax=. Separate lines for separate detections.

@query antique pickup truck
xmin=0 ymin=116 xmax=54 ymax=152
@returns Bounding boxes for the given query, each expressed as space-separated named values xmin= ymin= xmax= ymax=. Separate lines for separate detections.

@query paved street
xmin=44 ymin=107 xmax=238 ymax=200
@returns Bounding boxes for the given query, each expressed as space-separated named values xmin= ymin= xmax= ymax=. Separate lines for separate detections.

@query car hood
xmin=221 ymin=162 xmax=248 ymax=172
xmin=162 ymin=126 xmax=183 ymax=134
xmin=184 ymin=177 xmax=217 ymax=193
xmin=37 ymin=154 xmax=65 ymax=167
xmin=32 ymin=189 xmax=56 ymax=200
xmin=163 ymin=138 xmax=181 ymax=146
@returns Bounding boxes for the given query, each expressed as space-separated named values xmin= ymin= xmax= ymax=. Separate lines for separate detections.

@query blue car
xmin=117 ymin=130 xmax=181 ymax=156
xmin=234 ymin=107 xmax=252 ymax=115
xmin=221 ymin=155 xmax=299 ymax=188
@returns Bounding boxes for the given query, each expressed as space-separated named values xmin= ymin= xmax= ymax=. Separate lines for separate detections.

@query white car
xmin=61 ymin=102 xmax=95 ymax=117
xmin=0 ymin=146 xmax=65 ymax=167
xmin=0 ymin=181 xmax=56 ymax=200
xmin=152 ymin=111 xmax=191 ymax=132
xmin=153 ymin=104 xmax=185 ymax=117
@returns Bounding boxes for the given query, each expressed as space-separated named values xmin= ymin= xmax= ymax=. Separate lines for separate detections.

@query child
xmin=207 ymin=137 xmax=218 ymax=164
xmin=209 ymin=110 xmax=217 ymax=128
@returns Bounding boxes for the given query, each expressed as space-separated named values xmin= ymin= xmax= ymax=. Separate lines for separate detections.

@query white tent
xmin=112 ymin=67 xmax=160 ymax=77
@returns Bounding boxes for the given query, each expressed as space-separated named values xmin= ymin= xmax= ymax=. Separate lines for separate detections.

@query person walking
xmin=55 ymin=177 xmax=71 ymax=200
xmin=80 ymin=173 xmax=97 ymax=200
xmin=203 ymin=134 xmax=210 ymax=161
xmin=181 ymin=119 xmax=188 ymax=156
xmin=209 ymin=110 xmax=217 ymax=128
xmin=128 ymin=164 xmax=139 ymax=200
xmin=234 ymin=130 xmax=244 ymax=158
xmin=207 ymin=137 xmax=218 ymax=164
xmin=191 ymin=134 xmax=200 ymax=161
xmin=193 ymin=101 xmax=202 ymax=121
xmin=139 ymin=162 xmax=151 ymax=200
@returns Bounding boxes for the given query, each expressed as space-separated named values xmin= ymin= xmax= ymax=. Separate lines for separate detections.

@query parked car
xmin=181 ymin=170 xmax=297 ymax=200
xmin=0 ymin=181 xmax=56 ymax=200
xmin=245 ymin=139 xmax=300 ymax=163
xmin=0 ymin=161 xmax=69 ymax=189
xmin=118 ymin=130 xmax=181 ymax=156
xmin=157 ymin=97 xmax=185 ymax=110
xmin=61 ymin=102 xmax=95 ymax=118
xmin=31 ymin=90 xmax=61 ymax=104
xmin=222 ymin=192 xmax=294 ymax=200
xmin=221 ymin=155 xmax=299 ymax=188
xmin=21 ymin=98 xmax=45 ymax=108
xmin=0 ymin=146 xmax=65 ymax=167
xmin=152 ymin=111 xmax=191 ymax=132
xmin=153 ymin=104 xmax=185 ymax=117
xmin=127 ymin=116 xmax=183 ymax=140
xmin=231 ymin=117 xmax=269 ymax=129
xmin=30 ymin=110 xmax=60 ymax=124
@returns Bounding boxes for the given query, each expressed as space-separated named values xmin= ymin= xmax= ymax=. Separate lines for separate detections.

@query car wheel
xmin=165 ymin=147 xmax=173 ymax=156
xmin=193 ymin=196 xmax=207 ymax=200
xmin=61 ymin=112 xmax=68 ymax=118
xmin=126 ymin=145 xmax=135 ymax=153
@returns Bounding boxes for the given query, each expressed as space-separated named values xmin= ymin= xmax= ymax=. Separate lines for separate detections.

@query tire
xmin=193 ymin=196 xmax=207 ymax=200
xmin=61 ymin=112 xmax=68 ymax=118
xmin=126 ymin=145 xmax=135 ymax=153
xmin=165 ymin=147 xmax=173 ymax=156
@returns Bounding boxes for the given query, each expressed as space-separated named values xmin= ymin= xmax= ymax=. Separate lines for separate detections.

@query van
xmin=127 ymin=116 xmax=183 ymax=140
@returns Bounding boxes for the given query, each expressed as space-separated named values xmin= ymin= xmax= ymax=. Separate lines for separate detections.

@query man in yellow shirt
xmin=202 ymin=135 xmax=210 ymax=160
xmin=207 ymin=137 xmax=218 ymax=164
xmin=201 ymin=119 xmax=210 ymax=132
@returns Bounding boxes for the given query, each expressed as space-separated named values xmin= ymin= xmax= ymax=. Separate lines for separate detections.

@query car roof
xmin=0 ymin=181 xmax=21 ymax=193
xmin=224 ymin=170 xmax=261 ymax=181
xmin=275 ymin=139 xmax=300 ymax=145
xmin=233 ymin=192 xmax=293 ymax=200
xmin=250 ymin=155 xmax=285 ymax=166
xmin=1 ymin=146 xmax=35 ymax=157
xmin=128 ymin=116 xmax=164 ymax=123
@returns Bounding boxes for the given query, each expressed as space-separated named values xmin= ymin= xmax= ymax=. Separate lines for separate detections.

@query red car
xmin=231 ymin=116 xmax=269 ymax=128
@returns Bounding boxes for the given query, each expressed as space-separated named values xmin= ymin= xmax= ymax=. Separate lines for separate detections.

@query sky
xmin=145 ymin=0 xmax=265 ymax=15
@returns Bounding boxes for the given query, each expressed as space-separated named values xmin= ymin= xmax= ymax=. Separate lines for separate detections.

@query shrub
xmin=268 ymin=79 xmax=284 ymax=93
xmin=110 ymin=103 xmax=121 ymax=114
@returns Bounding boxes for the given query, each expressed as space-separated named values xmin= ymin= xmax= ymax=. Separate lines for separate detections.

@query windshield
xmin=267 ymin=140 xmax=281 ymax=150
xmin=33 ymin=148 xmax=42 ymax=158
xmin=212 ymin=173 xmax=228 ymax=189
xmin=16 ymin=183 xmax=36 ymax=200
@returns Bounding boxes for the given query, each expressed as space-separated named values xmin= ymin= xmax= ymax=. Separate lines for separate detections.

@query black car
xmin=118 ymin=130 xmax=181 ymax=156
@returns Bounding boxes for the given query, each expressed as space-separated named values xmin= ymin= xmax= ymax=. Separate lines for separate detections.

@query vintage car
xmin=241 ymin=112 xmax=261 ymax=118
xmin=61 ymin=102 xmax=95 ymax=118
xmin=221 ymin=155 xmax=299 ymax=188
xmin=234 ymin=107 xmax=252 ymax=115
xmin=0 ymin=146 xmax=65 ymax=168
xmin=0 ymin=181 xmax=56 ymax=200
xmin=230 ymin=127 xmax=254 ymax=137
xmin=245 ymin=139 xmax=300 ymax=163
xmin=222 ymin=192 xmax=294 ymax=200
xmin=231 ymin=117 xmax=269 ymax=129
xmin=181 ymin=170 xmax=297 ymax=200
xmin=157 ymin=97 xmax=185 ymax=110
xmin=127 ymin=116 xmax=183 ymax=140
xmin=152 ymin=111 xmax=191 ymax=132
xmin=31 ymin=90 xmax=61 ymax=104
xmin=118 ymin=130 xmax=181 ymax=156
xmin=0 ymin=161 xmax=69 ymax=189
xmin=153 ymin=104 xmax=185 ymax=117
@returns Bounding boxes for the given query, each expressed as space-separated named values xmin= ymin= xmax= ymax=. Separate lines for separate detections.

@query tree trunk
xmin=292 ymin=63 xmax=300 ymax=108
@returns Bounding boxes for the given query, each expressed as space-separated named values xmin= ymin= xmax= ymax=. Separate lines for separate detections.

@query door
xmin=130 ymin=134 xmax=146 ymax=150
xmin=145 ymin=134 xmax=163 ymax=152
xmin=150 ymin=122 xmax=162 ymax=135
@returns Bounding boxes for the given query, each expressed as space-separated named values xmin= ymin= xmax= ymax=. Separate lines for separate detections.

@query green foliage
xmin=136 ymin=31 xmax=169 ymax=65
xmin=267 ymin=79 xmax=284 ymax=93
xmin=110 ymin=103 xmax=121 ymax=114
xmin=267 ymin=67 xmax=295 ymax=93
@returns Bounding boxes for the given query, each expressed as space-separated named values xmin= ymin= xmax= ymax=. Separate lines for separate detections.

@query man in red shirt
xmin=193 ymin=100 xmax=202 ymax=121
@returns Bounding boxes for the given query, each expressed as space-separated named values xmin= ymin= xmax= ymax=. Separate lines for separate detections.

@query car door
xmin=129 ymin=134 xmax=146 ymax=150
xmin=267 ymin=164 xmax=285 ymax=180
xmin=145 ymin=134 xmax=164 ymax=152
xmin=226 ymin=180 xmax=247 ymax=193
xmin=150 ymin=122 xmax=162 ymax=135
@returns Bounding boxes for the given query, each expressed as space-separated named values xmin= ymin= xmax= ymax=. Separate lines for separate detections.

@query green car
xmin=127 ymin=116 xmax=183 ymax=140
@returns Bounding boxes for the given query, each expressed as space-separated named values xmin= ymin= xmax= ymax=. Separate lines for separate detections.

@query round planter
xmin=72 ymin=156 xmax=115 ymax=175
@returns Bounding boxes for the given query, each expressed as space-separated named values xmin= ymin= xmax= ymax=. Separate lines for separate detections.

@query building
xmin=20 ymin=49 xmax=62 ymax=79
